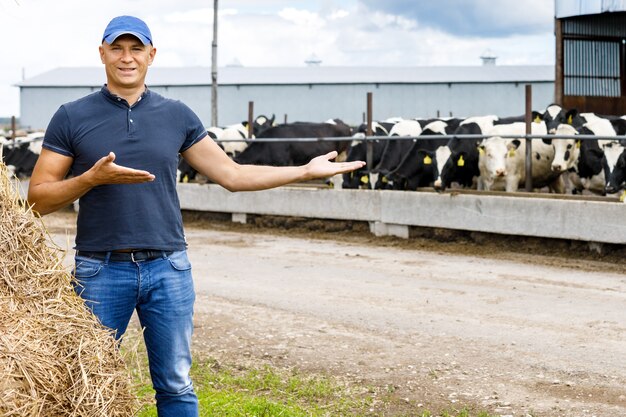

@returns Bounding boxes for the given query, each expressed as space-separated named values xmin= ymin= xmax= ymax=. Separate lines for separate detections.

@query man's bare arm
xmin=181 ymin=136 xmax=365 ymax=192
xmin=28 ymin=149 xmax=155 ymax=215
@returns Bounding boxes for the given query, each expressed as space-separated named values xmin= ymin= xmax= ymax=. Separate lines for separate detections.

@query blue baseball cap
xmin=102 ymin=15 xmax=152 ymax=45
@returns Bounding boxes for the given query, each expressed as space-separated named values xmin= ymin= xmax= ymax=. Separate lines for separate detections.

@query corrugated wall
xmin=19 ymin=82 xmax=554 ymax=130
xmin=561 ymin=13 xmax=626 ymax=98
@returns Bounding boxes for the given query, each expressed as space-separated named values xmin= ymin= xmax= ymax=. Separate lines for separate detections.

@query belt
xmin=76 ymin=249 xmax=173 ymax=262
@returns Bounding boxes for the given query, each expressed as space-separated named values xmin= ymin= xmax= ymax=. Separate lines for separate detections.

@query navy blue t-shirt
xmin=43 ymin=86 xmax=207 ymax=251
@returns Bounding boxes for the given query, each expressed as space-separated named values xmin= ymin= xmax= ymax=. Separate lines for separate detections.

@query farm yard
xmin=43 ymin=208 xmax=626 ymax=417
xmin=4 ymin=2 xmax=626 ymax=416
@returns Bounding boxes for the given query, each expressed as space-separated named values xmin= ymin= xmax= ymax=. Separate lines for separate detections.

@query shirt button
xmin=130 ymin=119 xmax=134 ymax=123
xmin=117 ymin=98 xmax=121 ymax=101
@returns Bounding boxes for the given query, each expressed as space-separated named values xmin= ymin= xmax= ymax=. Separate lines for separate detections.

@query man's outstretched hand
xmin=304 ymin=151 xmax=365 ymax=180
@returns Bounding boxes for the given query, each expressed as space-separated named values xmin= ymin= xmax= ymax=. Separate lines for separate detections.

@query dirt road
xmin=45 ymin=211 xmax=626 ymax=417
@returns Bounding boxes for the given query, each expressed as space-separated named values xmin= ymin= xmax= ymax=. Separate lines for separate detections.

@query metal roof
xmin=556 ymin=0 xmax=626 ymax=18
xmin=16 ymin=65 xmax=554 ymax=88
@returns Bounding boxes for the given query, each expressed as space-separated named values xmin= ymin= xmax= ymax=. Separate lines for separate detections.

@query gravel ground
xmin=44 ymin=210 xmax=626 ymax=417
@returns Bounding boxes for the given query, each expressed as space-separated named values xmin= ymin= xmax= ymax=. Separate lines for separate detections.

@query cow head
xmin=603 ymin=142 xmax=626 ymax=194
xmin=479 ymin=138 xmax=510 ymax=178
xmin=550 ymin=124 xmax=580 ymax=173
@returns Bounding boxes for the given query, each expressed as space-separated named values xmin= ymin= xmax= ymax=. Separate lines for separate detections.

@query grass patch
xmin=124 ymin=330 xmax=498 ymax=417
xmin=133 ymin=357 xmax=370 ymax=416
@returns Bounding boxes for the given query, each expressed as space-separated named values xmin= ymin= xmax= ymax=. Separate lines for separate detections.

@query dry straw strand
xmin=0 ymin=162 xmax=139 ymax=416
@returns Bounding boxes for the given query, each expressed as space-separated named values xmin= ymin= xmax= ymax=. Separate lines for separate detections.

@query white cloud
xmin=0 ymin=0 xmax=555 ymax=118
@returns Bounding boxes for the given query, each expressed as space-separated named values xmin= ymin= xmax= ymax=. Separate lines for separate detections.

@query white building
xmin=16 ymin=65 xmax=555 ymax=130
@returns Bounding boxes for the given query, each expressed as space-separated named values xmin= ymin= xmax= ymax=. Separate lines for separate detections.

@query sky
xmin=0 ymin=0 xmax=556 ymax=117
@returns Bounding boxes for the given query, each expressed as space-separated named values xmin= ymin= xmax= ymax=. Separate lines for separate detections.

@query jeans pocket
xmin=167 ymin=250 xmax=192 ymax=271
xmin=74 ymin=256 xmax=104 ymax=279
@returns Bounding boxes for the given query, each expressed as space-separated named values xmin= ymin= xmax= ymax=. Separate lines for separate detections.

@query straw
xmin=0 ymin=162 xmax=139 ymax=416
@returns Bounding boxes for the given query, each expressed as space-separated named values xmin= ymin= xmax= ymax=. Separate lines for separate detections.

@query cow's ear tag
xmin=382 ymin=176 xmax=389 ymax=183
xmin=478 ymin=147 xmax=485 ymax=155
xmin=576 ymin=140 xmax=581 ymax=149
xmin=457 ymin=155 xmax=465 ymax=167
xmin=423 ymin=155 xmax=432 ymax=165
xmin=567 ymin=115 xmax=573 ymax=124
xmin=360 ymin=175 xmax=369 ymax=184
xmin=508 ymin=149 xmax=516 ymax=157
xmin=534 ymin=115 xmax=541 ymax=123
xmin=620 ymin=190 xmax=626 ymax=202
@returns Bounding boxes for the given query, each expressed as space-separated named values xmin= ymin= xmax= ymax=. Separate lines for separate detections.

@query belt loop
xmin=161 ymin=250 xmax=168 ymax=259
xmin=131 ymin=252 xmax=137 ymax=263
xmin=104 ymin=251 xmax=112 ymax=265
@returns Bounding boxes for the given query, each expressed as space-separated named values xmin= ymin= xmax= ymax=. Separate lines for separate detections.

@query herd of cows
xmin=180 ymin=104 xmax=626 ymax=198
xmin=2 ymin=104 xmax=626 ymax=200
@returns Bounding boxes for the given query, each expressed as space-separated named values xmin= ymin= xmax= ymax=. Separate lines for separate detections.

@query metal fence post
xmin=525 ymin=85 xmax=533 ymax=192
xmin=366 ymin=92 xmax=373 ymax=169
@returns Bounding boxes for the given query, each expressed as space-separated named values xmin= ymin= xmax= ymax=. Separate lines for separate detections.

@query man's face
xmin=99 ymin=34 xmax=156 ymax=92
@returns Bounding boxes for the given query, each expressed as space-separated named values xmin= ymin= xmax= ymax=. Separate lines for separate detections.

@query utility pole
xmin=211 ymin=0 xmax=218 ymax=127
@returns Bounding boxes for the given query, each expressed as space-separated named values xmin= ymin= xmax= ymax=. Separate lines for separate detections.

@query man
xmin=28 ymin=15 xmax=364 ymax=417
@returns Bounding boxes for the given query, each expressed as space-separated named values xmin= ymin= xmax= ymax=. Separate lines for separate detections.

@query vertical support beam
xmin=11 ymin=116 xmax=16 ymax=141
xmin=366 ymin=92 xmax=373 ymax=170
xmin=247 ymin=101 xmax=254 ymax=138
xmin=554 ymin=17 xmax=564 ymax=106
xmin=525 ymin=84 xmax=533 ymax=192
xmin=211 ymin=0 xmax=219 ymax=127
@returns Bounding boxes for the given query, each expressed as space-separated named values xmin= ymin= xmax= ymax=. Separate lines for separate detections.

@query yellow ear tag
xmin=620 ymin=190 xmax=626 ymax=202
xmin=534 ymin=115 xmax=541 ymax=123
xmin=382 ymin=176 xmax=389 ymax=183
xmin=478 ymin=147 xmax=485 ymax=155
xmin=576 ymin=140 xmax=581 ymax=149
xmin=423 ymin=155 xmax=432 ymax=165
xmin=360 ymin=175 xmax=369 ymax=184
xmin=508 ymin=149 xmax=516 ymax=157
xmin=567 ymin=115 xmax=573 ymax=124
xmin=457 ymin=155 xmax=465 ymax=167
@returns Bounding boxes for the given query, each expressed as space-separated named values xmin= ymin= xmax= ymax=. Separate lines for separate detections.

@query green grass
xmin=124 ymin=332 xmax=497 ymax=417
xmin=130 ymin=355 xmax=499 ymax=417
xmin=133 ymin=358 xmax=370 ymax=416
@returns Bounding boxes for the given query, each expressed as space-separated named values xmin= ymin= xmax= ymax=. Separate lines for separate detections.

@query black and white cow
xmin=604 ymin=142 xmax=626 ymax=196
xmin=342 ymin=121 xmax=395 ymax=189
xmin=1 ymin=133 xmax=44 ymax=179
xmin=233 ymin=119 xmax=352 ymax=167
xmin=387 ymin=118 xmax=462 ymax=190
xmin=432 ymin=115 xmax=502 ymax=191
xmin=177 ymin=115 xmax=276 ymax=183
xmin=372 ymin=118 xmax=440 ymax=189
xmin=546 ymin=112 xmax=620 ymax=195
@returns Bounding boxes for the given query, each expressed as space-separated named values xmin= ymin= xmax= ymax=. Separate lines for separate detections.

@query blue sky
xmin=0 ymin=0 xmax=555 ymax=118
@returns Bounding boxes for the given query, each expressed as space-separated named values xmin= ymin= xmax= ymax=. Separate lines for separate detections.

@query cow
xmin=342 ymin=121 xmax=395 ymax=189
xmin=432 ymin=115 xmax=501 ymax=191
xmin=177 ymin=115 xmax=275 ymax=183
xmin=219 ymin=114 xmax=275 ymax=158
xmin=604 ymin=142 xmax=626 ymax=197
xmin=372 ymin=119 xmax=436 ymax=189
xmin=1 ymin=133 xmax=44 ymax=179
xmin=547 ymin=113 xmax=620 ymax=195
xmin=477 ymin=120 xmax=563 ymax=192
xmin=233 ymin=119 xmax=352 ymax=168
xmin=387 ymin=119 xmax=462 ymax=190
xmin=601 ymin=140 xmax=626 ymax=197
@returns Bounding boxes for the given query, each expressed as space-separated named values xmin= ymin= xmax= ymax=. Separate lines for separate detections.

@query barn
xmin=16 ymin=63 xmax=554 ymax=130
xmin=555 ymin=0 xmax=626 ymax=114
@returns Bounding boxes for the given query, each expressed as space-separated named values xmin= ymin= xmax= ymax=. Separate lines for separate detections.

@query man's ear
xmin=148 ymin=46 xmax=157 ymax=66
xmin=99 ymin=45 xmax=105 ymax=64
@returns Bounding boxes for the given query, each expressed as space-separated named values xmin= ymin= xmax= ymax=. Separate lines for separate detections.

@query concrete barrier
xmin=14 ymin=178 xmax=624 ymax=244
xmin=177 ymin=183 xmax=626 ymax=244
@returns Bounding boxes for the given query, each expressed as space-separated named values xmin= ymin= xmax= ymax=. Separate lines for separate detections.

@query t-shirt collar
xmin=100 ymin=84 xmax=150 ymax=106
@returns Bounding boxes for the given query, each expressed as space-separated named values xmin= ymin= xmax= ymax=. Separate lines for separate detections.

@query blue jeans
xmin=73 ymin=250 xmax=198 ymax=417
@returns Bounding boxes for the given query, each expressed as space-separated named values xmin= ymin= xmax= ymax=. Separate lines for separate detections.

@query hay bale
xmin=0 ymin=163 xmax=138 ymax=416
